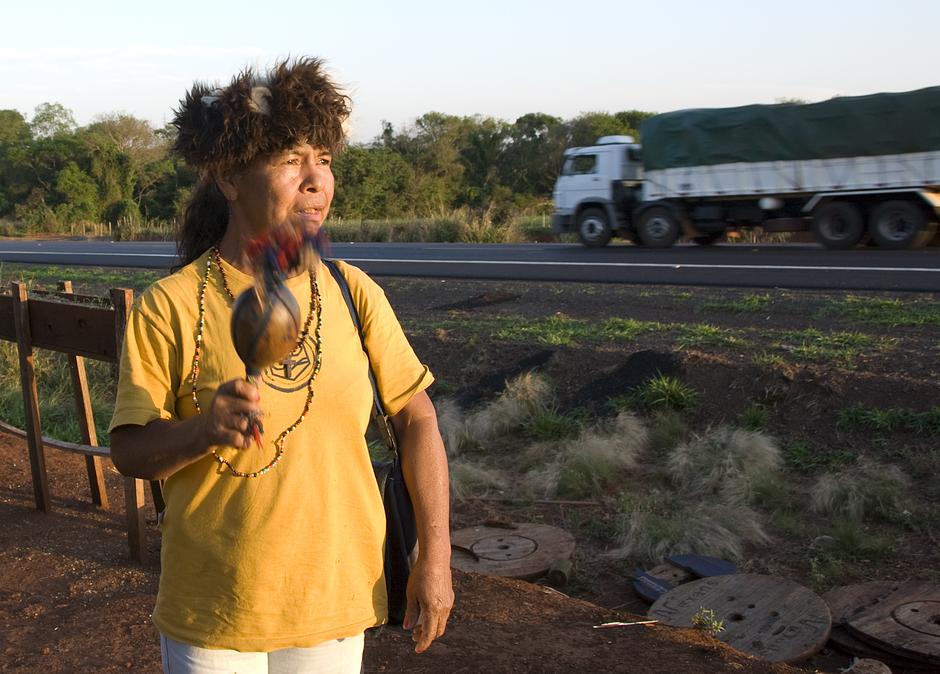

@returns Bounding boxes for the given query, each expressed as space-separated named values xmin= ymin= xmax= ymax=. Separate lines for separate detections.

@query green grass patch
xmin=524 ymin=409 xmax=584 ymax=441
xmin=0 ymin=342 xmax=114 ymax=442
xmin=819 ymin=295 xmax=940 ymax=327
xmin=783 ymin=441 xmax=856 ymax=473
xmin=632 ymin=375 xmax=698 ymax=412
xmin=675 ymin=323 xmax=748 ymax=349
xmin=773 ymin=328 xmax=892 ymax=366
xmin=0 ymin=262 xmax=164 ymax=296
xmin=737 ymin=403 xmax=769 ymax=431
xmin=838 ymin=404 xmax=940 ymax=436
xmin=490 ymin=314 xmax=662 ymax=346
xmin=704 ymin=293 xmax=773 ymax=314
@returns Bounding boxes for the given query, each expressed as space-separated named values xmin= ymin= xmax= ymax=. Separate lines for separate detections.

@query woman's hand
xmin=110 ymin=378 xmax=261 ymax=481
xmin=197 ymin=379 xmax=261 ymax=450
xmin=404 ymin=557 xmax=454 ymax=653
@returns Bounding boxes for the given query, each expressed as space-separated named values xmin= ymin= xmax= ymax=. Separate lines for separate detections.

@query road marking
xmin=0 ymin=251 xmax=176 ymax=258
xmin=1 ymin=250 xmax=938 ymax=274
xmin=341 ymin=258 xmax=940 ymax=273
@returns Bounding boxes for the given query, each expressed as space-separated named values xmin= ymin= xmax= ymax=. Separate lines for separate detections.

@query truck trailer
xmin=552 ymin=87 xmax=940 ymax=249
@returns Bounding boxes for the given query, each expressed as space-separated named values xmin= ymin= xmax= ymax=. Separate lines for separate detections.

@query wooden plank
xmin=26 ymin=298 xmax=119 ymax=361
xmin=109 ymin=288 xmax=149 ymax=562
xmin=123 ymin=476 xmax=146 ymax=562
xmin=59 ymin=280 xmax=109 ymax=510
xmin=12 ymin=282 xmax=50 ymax=513
xmin=0 ymin=419 xmax=111 ymax=458
xmin=0 ymin=294 xmax=13 ymax=341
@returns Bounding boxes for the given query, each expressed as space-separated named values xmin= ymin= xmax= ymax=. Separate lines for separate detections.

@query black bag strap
xmin=322 ymin=258 xmax=399 ymax=453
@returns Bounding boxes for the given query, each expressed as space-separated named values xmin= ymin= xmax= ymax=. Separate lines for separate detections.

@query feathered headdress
xmin=171 ymin=57 xmax=350 ymax=175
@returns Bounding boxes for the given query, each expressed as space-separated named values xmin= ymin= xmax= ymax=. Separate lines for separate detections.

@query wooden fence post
xmin=110 ymin=288 xmax=147 ymax=561
xmin=12 ymin=282 xmax=50 ymax=513
xmin=58 ymin=281 xmax=110 ymax=510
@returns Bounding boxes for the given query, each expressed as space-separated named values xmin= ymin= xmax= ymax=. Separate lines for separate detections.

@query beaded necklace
xmin=190 ymin=247 xmax=323 ymax=478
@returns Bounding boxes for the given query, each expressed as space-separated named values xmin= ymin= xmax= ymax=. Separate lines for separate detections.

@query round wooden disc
xmin=828 ymin=626 xmax=936 ymax=671
xmin=823 ymin=581 xmax=905 ymax=625
xmin=450 ymin=524 xmax=575 ymax=580
xmin=844 ymin=583 xmax=940 ymax=664
xmin=648 ymin=574 xmax=831 ymax=663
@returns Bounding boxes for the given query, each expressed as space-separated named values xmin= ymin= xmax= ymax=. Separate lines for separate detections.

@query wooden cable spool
xmin=648 ymin=574 xmax=832 ymax=663
xmin=450 ymin=523 xmax=575 ymax=581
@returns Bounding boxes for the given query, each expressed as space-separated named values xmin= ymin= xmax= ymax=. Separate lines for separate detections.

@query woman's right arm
xmin=110 ymin=379 xmax=260 ymax=481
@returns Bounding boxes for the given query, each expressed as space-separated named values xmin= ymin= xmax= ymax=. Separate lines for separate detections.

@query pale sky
xmin=3 ymin=0 xmax=938 ymax=143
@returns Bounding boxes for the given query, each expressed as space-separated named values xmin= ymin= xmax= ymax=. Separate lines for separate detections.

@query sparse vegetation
xmin=810 ymin=460 xmax=911 ymax=522
xmin=819 ymin=295 xmax=940 ymax=327
xmin=783 ymin=441 xmax=856 ymax=473
xmin=690 ymin=607 xmax=726 ymax=635
xmin=736 ymin=403 xmax=769 ymax=430
xmin=838 ymin=403 xmax=940 ymax=436
xmin=675 ymin=324 xmax=747 ymax=349
xmin=632 ymin=375 xmax=699 ymax=411
xmin=668 ymin=427 xmax=782 ymax=505
xmin=704 ymin=293 xmax=773 ymax=314
xmin=555 ymin=412 xmax=648 ymax=499
xmin=773 ymin=328 xmax=892 ymax=366
xmin=612 ymin=496 xmax=770 ymax=563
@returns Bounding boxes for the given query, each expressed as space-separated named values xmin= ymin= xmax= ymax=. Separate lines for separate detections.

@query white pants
xmin=160 ymin=633 xmax=364 ymax=674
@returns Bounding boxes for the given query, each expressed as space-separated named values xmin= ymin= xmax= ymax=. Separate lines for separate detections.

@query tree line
xmin=0 ymin=102 xmax=654 ymax=236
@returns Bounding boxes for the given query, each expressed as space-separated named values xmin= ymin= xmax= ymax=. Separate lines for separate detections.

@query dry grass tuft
xmin=449 ymin=460 xmax=509 ymax=502
xmin=556 ymin=412 xmax=649 ymax=498
xmin=435 ymin=397 xmax=467 ymax=458
xmin=610 ymin=496 xmax=771 ymax=563
xmin=519 ymin=459 xmax=563 ymax=500
xmin=519 ymin=413 xmax=649 ymax=500
xmin=810 ymin=459 xmax=911 ymax=522
xmin=463 ymin=372 xmax=552 ymax=443
xmin=667 ymin=427 xmax=782 ymax=504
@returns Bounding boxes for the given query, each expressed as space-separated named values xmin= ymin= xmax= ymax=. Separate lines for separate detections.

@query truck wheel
xmin=636 ymin=207 xmax=680 ymax=248
xmin=812 ymin=201 xmax=864 ymax=249
xmin=577 ymin=208 xmax=612 ymax=247
xmin=868 ymin=200 xmax=937 ymax=249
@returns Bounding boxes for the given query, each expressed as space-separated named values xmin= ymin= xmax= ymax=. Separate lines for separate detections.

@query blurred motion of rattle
xmin=229 ymin=224 xmax=329 ymax=451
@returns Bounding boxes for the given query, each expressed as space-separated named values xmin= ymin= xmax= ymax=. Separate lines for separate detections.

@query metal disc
xmin=648 ymin=574 xmax=831 ymax=663
xmin=450 ymin=523 xmax=575 ymax=580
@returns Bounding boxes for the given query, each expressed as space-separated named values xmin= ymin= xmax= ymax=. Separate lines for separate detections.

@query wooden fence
xmin=0 ymin=282 xmax=163 ymax=561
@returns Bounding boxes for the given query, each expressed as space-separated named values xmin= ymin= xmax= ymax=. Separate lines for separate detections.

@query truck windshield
xmin=563 ymin=154 xmax=598 ymax=175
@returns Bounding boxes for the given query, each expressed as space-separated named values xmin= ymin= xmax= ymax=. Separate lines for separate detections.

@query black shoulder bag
xmin=323 ymin=259 xmax=418 ymax=626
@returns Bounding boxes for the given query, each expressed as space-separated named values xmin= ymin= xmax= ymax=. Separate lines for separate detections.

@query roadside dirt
xmin=2 ymin=274 xmax=939 ymax=673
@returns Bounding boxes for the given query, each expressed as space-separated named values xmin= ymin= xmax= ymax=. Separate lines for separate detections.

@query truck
xmin=551 ymin=87 xmax=940 ymax=249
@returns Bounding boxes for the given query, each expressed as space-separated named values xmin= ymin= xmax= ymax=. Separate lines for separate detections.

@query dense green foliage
xmin=0 ymin=103 xmax=654 ymax=236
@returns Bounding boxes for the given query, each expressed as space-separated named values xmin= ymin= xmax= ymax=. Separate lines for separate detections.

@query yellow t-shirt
xmin=109 ymin=251 xmax=433 ymax=651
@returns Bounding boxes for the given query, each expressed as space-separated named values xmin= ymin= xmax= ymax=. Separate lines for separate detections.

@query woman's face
xmin=223 ymin=143 xmax=334 ymax=237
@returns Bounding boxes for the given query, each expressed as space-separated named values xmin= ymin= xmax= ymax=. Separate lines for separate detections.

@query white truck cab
xmin=552 ymin=136 xmax=643 ymax=246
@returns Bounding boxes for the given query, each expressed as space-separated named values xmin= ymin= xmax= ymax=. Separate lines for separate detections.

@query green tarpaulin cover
xmin=640 ymin=87 xmax=940 ymax=171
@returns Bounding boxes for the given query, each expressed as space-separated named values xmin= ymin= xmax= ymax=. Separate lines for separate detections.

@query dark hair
xmin=176 ymin=179 xmax=228 ymax=268
xmin=172 ymin=57 xmax=351 ymax=266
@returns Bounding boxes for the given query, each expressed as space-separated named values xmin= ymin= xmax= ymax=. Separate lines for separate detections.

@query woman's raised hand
xmin=198 ymin=379 xmax=262 ymax=450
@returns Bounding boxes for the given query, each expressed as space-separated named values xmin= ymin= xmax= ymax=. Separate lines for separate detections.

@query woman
xmin=109 ymin=58 xmax=453 ymax=673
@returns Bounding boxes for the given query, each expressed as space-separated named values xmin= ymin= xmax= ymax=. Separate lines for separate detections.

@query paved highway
xmin=0 ymin=240 xmax=938 ymax=291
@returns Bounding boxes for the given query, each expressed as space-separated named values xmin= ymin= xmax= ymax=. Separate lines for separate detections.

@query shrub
xmin=667 ymin=427 xmax=782 ymax=504
xmin=811 ymin=459 xmax=911 ymax=522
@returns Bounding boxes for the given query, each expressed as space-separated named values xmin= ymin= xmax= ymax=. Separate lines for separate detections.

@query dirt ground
xmin=2 ymin=274 xmax=939 ymax=673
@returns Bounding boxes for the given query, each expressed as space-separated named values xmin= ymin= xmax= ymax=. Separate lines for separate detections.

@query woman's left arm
xmin=390 ymin=390 xmax=454 ymax=653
